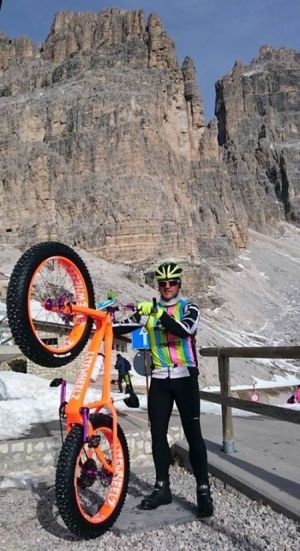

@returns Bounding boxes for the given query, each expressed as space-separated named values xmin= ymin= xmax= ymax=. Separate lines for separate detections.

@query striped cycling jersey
xmin=146 ymin=298 xmax=200 ymax=371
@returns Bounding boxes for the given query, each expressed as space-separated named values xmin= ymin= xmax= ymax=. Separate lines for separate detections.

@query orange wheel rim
xmin=27 ymin=256 xmax=90 ymax=354
xmin=74 ymin=427 xmax=125 ymax=524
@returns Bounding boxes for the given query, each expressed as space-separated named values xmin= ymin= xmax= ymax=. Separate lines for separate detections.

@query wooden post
xmin=218 ymin=354 xmax=235 ymax=453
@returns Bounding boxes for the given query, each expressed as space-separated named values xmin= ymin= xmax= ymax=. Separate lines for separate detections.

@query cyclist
xmin=115 ymin=353 xmax=131 ymax=393
xmin=133 ymin=262 xmax=213 ymax=517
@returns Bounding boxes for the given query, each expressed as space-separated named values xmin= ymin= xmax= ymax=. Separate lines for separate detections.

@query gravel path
xmin=0 ymin=466 xmax=299 ymax=550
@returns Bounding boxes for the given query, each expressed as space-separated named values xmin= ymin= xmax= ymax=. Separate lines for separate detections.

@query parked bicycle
xmin=7 ymin=241 xmax=141 ymax=539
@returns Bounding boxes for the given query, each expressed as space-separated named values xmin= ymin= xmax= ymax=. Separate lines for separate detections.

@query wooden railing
xmin=199 ymin=346 xmax=300 ymax=453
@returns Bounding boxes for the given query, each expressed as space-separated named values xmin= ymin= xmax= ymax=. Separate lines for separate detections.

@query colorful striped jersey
xmin=146 ymin=298 xmax=200 ymax=370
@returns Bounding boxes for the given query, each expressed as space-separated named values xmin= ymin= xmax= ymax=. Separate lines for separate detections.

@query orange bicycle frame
xmin=60 ymin=303 xmax=118 ymax=474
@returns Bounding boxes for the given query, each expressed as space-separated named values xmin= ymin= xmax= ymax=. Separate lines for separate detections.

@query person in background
xmin=295 ymin=385 xmax=300 ymax=403
xmin=287 ymin=385 xmax=300 ymax=404
xmin=136 ymin=262 xmax=213 ymax=517
xmin=287 ymin=393 xmax=295 ymax=404
xmin=115 ymin=353 xmax=131 ymax=393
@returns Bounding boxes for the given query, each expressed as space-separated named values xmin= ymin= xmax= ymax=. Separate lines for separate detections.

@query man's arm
xmin=159 ymin=302 xmax=200 ymax=338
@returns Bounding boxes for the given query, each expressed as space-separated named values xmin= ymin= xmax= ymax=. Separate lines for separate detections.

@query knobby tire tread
xmin=7 ymin=241 xmax=95 ymax=367
xmin=55 ymin=414 xmax=130 ymax=539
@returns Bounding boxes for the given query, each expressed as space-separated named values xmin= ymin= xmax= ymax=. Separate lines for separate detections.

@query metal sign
xmin=133 ymin=350 xmax=152 ymax=376
xmin=131 ymin=327 xmax=150 ymax=350
xmin=250 ymin=391 xmax=260 ymax=402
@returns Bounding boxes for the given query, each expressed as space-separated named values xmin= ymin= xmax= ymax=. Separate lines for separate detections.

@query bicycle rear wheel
xmin=7 ymin=241 xmax=95 ymax=367
xmin=55 ymin=414 xmax=129 ymax=539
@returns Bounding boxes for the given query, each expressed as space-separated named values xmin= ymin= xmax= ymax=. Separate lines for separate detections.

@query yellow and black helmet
xmin=155 ymin=262 xmax=182 ymax=281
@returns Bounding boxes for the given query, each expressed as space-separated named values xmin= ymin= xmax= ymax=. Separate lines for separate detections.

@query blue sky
xmin=1 ymin=1 xmax=300 ymax=121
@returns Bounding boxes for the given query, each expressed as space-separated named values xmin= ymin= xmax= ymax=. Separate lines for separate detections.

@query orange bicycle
xmin=7 ymin=241 xmax=140 ymax=539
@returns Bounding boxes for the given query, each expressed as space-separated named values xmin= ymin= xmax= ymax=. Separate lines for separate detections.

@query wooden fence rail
xmin=199 ymin=346 xmax=300 ymax=453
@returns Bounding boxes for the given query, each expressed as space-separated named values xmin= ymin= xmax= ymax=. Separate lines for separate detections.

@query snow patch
xmin=0 ymin=371 xmax=299 ymax=441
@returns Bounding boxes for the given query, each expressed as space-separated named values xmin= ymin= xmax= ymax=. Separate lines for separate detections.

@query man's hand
xmin=137 ymin=301 xmax=163 ymax=318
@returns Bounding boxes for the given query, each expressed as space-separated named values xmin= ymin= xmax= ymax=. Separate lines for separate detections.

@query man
xmin=136 ymin=262 xmax=213 ymax=517
xmin=115 ymin=353 xmax=131 ymax=393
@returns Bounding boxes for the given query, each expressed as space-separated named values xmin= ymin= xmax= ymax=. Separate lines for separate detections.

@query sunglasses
xmin=158 ymin=279 xmax=180 ymax=288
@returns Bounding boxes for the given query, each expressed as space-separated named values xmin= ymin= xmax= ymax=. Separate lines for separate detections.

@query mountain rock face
xmin=0 ymin=10 xmax=299 ymax=288
xmin=216 ymin=46 xmax=300 ymax=228
xmin=0 ymin=8 xmax=242 ymax=270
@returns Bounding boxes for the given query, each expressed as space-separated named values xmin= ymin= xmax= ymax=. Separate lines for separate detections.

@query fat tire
xmin=7 ymin=241 xmax=95 ymax=367
xmin=55 ymin=414 xmax=130 ymax=539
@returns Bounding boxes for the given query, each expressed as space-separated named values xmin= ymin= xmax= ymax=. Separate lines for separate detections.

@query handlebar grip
xmin=152 ymin=297 xmax=157 ymax=313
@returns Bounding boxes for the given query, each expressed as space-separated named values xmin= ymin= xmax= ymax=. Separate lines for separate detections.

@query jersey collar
xmin=159 ymin=292 xmax=182 ymax=307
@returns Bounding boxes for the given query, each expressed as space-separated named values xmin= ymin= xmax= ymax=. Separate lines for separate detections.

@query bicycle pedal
xmin=124 ymin=392 xmax=140 ymax=408
xmin=88 ymin=435 xmax=101 ymax=448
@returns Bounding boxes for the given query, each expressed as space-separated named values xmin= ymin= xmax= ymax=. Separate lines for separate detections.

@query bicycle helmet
xmin=155 ymin=262 xmax=182 ymax=281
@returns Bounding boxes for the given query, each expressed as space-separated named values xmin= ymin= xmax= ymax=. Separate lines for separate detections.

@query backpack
xmin=124 ymin=358 xmax=131 ymax=372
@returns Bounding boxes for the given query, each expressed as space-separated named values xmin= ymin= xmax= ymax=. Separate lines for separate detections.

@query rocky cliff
xmin=0 ymin=8 xmax=244 ymax=270
xmin=216 ymin=45 xmax=300 ymax=229
xmin=0 ymin=10 xmax=299 ymax=286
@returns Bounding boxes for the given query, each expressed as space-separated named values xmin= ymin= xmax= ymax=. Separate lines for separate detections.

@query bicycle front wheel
xmin=7 ymin=241 xmax=95 ymax=367
xmin=55 ymin=414 xmax=130 ymax=539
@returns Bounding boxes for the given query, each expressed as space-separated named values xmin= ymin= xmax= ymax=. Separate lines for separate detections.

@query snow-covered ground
xmin=199 ymin=224 xmax=300 ymax=386
xmin=0 ymin=371 xmax=299 ymax=441
xmin=205 ymin=373 xmax=300 ymax=392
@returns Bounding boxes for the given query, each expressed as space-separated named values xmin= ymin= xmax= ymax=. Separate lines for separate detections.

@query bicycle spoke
xmin=27 ymin=257 xmax=88 ymax=351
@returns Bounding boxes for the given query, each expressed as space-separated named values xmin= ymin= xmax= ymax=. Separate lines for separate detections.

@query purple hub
xmin=44 ymin=291 xmax=74 ymax=323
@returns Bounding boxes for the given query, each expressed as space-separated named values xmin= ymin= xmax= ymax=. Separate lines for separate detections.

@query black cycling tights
xmin=148 ymin=374 xmax=208 ymax=485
